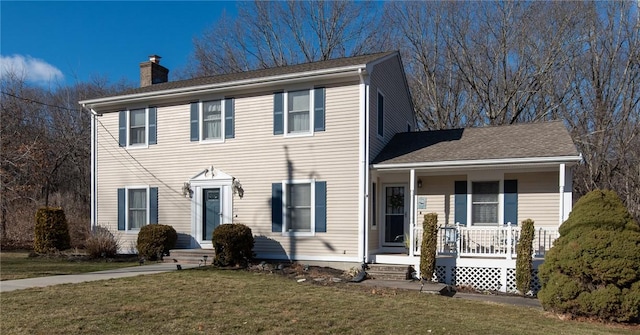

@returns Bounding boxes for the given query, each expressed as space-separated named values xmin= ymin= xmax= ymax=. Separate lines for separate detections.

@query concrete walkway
xmin=0 ymin=263 xmax=199 ymax=293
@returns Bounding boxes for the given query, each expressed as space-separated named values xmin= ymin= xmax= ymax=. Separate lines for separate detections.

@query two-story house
xmin=80 ymin=52 xmax=581 ymax=292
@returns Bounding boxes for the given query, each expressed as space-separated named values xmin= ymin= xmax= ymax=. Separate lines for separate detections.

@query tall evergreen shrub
xmin=516 ymin=219 xmax=535 ymax=295
xmin=420 ymin=213 xmax=438 ymax=281
xmin=33 ymin=207 xmax=70 ymax=253
xmin=538 ymin=190 xmax=640 ymax=323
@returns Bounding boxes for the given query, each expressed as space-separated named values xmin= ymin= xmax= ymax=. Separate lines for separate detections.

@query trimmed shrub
xmin=516 ymin=219 xmax=535 ymax=295
xmin=85 ymin=226 xmax=120 ymax=258
xmin=420 ymin=213 xmax=438 ymax=281
xmin=538 ymin=190 xmax=640 ymax=323
xmin=212 ymin=223 xmax=254 ymax=267
xmin=136 ymin=224 xmax=177 ymax=261
xmin=33 ymin=207 xmax=70 ymax=253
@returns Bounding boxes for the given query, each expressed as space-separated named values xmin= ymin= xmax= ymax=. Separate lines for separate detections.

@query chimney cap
xmin=149 ymin=55 xmax=161 ymax=64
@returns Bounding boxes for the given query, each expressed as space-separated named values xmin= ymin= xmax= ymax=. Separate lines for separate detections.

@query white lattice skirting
xmin=432 ymin=258 xmax=544 ymax=294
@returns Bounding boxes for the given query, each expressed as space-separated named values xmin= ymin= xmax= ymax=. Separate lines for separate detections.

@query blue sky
xmin=1 ymin=1 xmax=237 ymax=88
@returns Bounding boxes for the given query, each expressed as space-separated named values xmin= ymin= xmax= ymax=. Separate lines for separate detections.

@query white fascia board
xmin=372 ymin=155 xmax=583 ymax=171
xmin=79 ymin=65 xmax=366 ymax=108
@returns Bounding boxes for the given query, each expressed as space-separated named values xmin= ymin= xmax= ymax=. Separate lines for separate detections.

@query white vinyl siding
xmin=96 ymin=82 xmax=361 ymax=258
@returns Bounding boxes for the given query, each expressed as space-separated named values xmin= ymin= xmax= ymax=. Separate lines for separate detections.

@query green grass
xmin=0 ymin=252 xmax=139 ymax=281
xmin=1 ymin=268 xmax=637 ymax=335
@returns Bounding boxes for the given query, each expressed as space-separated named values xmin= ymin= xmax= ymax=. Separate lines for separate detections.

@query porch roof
xmin=372 ymin=121 xmax=580 ymax=169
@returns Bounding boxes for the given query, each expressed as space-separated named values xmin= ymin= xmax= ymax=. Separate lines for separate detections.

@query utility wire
xmin=2 ymin=90 xmax=183 ymax=196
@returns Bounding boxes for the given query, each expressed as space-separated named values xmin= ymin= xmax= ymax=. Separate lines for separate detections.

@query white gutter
xmin=79 ymin=65 xmax=367 ymax=108
xmin=372 ymin=155 xmax=583 ymax=171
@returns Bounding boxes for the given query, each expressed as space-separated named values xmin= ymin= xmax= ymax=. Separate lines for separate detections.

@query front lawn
xmin=0 ymin=252 xmax=139 ymax=281
xmin=1 ymin=268 xmax=636 ymax=335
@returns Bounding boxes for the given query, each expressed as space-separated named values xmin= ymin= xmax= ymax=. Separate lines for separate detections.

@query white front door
xmin=382 ymin=184 xmax=408 ymax=247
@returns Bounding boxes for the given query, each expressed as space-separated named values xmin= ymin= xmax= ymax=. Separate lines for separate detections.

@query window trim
xmin=281 ymin=179 xmax=316 ymax=236
xmin=467 ymin=179 xmax=504 ymax=226
xmin=126 ymin=107 xmax=149 ymax=149
xmin=199 ymin=99 xmax=226 ymax=143
xmin=284 ymin=88 xmax=314 ymax=138
xmin=377 ymin=90 xmax=385 ymax=139
xmin=125 ymin=185 xmax=150 ymax=231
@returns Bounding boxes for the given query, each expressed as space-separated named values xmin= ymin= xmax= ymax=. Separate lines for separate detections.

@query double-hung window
xmin=286 ymin=182 xmax=312 ymax=232
xmin=287 ymin=90 xmax=311 ymax=134
xmin=202 ymin=100 xmax=222 ymax=140
xmin=117 ymin=186 xmax=158 ymax=231
xmin=128 ymin=188 xmax=147 ymax=230
xmin=190 ymin=98 xmax=235 ymax=142
xmin=471 ymin=181 xmax=499 ymax=225
xmin=129 ymin=109 xmax=146 ymax=145
xmin=119 ymin=107 xmax=156 ymax=148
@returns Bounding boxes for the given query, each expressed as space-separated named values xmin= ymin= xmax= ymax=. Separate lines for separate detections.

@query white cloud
xmin=0 ymin=54 xmax=64 ymax=84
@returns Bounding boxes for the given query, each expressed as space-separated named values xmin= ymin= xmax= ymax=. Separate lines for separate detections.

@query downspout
xmin=358 ymin=68 xmax=370 ymax=263
xmin=86 ymin=105 xmax=99 ymax=231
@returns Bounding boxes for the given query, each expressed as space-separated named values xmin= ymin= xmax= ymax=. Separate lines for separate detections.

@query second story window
xmin=287 ymin=90 xmax=311 ymax=134
xmin=119 ymin=107 xmax=156 ymax=148
xmin=190 ymin=98 xmax=235 ymax=143
xmin=202 ymin=100 xmax=222 ymax=140
xmin=129 ymin=108 xmax=146 ymax=145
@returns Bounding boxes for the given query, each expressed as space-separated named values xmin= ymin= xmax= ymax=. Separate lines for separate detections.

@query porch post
xmin=409 ymin=169 xmax=415 ymax=257
xmin=559 ymin=163 xmax=565 ymax=226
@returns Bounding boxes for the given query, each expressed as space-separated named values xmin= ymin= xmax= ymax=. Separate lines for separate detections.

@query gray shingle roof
xmin=372 ymin=121 xmax=579 ymax=166
xmin=108 ymin=51 xmax=397 ymax=98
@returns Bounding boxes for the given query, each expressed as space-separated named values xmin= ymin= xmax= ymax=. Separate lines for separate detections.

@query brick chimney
xmin=139 ymin=55 xmax=169 ymax=87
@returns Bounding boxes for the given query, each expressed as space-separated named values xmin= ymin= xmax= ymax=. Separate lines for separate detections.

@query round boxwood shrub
xmin=212 ymin=223 xmax=254 ymax=267
xmin=34 ymin=207 xmax=71 ymax=253
xmin=538 ymin=190 xmax=640 ymax=323
xmin=136 ymin=224 xmax=177 ymax=261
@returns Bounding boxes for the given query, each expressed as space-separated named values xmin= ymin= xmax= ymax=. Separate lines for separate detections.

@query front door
xmin=383 ymin=185 xmax=407 ymax=246
xmin=203 ymin=188 xmax=221 ymax=241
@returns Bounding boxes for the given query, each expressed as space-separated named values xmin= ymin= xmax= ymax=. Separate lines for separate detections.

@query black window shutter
xmin=149 ymin=187 xmax=158 ymax=224
xmin=314 ymin=87 xmax=325 ymax=132
xmin=273 ymin=92 xmax=284 ymax=135
xmin=315 ymin=181 xmax=327 ymax=232
xmin=271 ymin=183 xmax=283 ymax=232
xmin=225 ymin=98 xmax=235 ymax=139
xmin=190 ymin=102 xmax=199 ymax=141
xmin=148 ymin=107 xmax=157 ymax=145
xmin=504 ymin=180 xmax=518 ymax=225
xmin=454 ymin=181 xmax=467 ymax=225
xmin=118 ymin=111 xmax=126 ymax=147
xmin=117 ymin=188 xmax=125 ymax=230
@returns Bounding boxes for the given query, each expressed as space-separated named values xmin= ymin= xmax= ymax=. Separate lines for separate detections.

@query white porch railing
xmin=412 ymin=223 xmax=559 ymax=259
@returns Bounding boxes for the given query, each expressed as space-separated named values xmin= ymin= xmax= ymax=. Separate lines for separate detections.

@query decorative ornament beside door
xmin=232 ymin=178 xmax=244 ymax=199
xmin=182 ymin=182 xmax=193 ymax=198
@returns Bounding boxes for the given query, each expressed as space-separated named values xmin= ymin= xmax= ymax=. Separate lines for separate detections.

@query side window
xmin=271 ymin=180 xmax=327 ymax=235
xmin=273 ymin=88 xmax=325 ymax=136
xmin=202 ymin=100 xmax=222 ymax=140
xmin=377 ymin=92 xmax=384 ymax=137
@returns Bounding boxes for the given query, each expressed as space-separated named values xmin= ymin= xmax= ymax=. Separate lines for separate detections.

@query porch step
xmin=164 ymin=249 xmax=215 ymax=265
xmin=367 ymin=264 xmax=414 ymax=281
